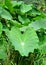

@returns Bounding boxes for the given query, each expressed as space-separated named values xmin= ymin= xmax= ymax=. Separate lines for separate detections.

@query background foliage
xmin=17 ymin=0 xmax=46 ymax=12
xmin=0 ymin=0 xmax=46 ymax=65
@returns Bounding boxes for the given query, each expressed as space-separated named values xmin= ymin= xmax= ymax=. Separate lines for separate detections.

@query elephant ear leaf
xmin=6 ymin=27 xmax=39 ymax=56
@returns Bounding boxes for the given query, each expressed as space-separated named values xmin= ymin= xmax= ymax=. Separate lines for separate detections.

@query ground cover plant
xmin=0 ymin=0 xmax=46 ymax=65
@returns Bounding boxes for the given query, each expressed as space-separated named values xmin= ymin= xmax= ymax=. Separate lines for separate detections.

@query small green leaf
xmin=1 ymin=7 xmax=12 ymax=20
xmin=27 ymin=9 xmax=41 ymax=16
xmin=18 ymin=15 xmax=30 ymax=24
xmin=11 ymin=1 xmax=17 ymax=7
xmin=29 ymin=18 xmax=46 ymax=30
xmin=9 ymin=20 xmax=22 ymax=27
xmin=20 ymin=4 xmax=32 ymax=14
xmin=5 ymin=0 xmax=13 ymax=12
xmin=11 ymin=1 xmax=23 ymax=7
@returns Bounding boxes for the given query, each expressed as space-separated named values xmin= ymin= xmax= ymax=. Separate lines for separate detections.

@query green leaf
xmin=11 ymin=1 xmax=17 ymax=7
xmin=27 ymin=9 xmax=41 ymax=16
xmin=29 ymin=17 xmax=46 ymax=30
xmin=11 ymin=1 xmax=23 ymax=7
xmin=0 ymin=22 xmax=2 ymax=36
xmin=17 ymin=1 xmax=23 ymax=6
xmin=0 ymin=7 xmax=12 ymax=20
xmin=9 ymin=20 xmax=22 ymax=27
xmin=20 ymin=4 xmax=32 ymax=14
xmin=18 ymin=15 xmax=30 ymax=25
xmin=6 ymin=27 xmax=39 ymax=56
xmin=5 ymin=0 xmax=13 ymax=12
